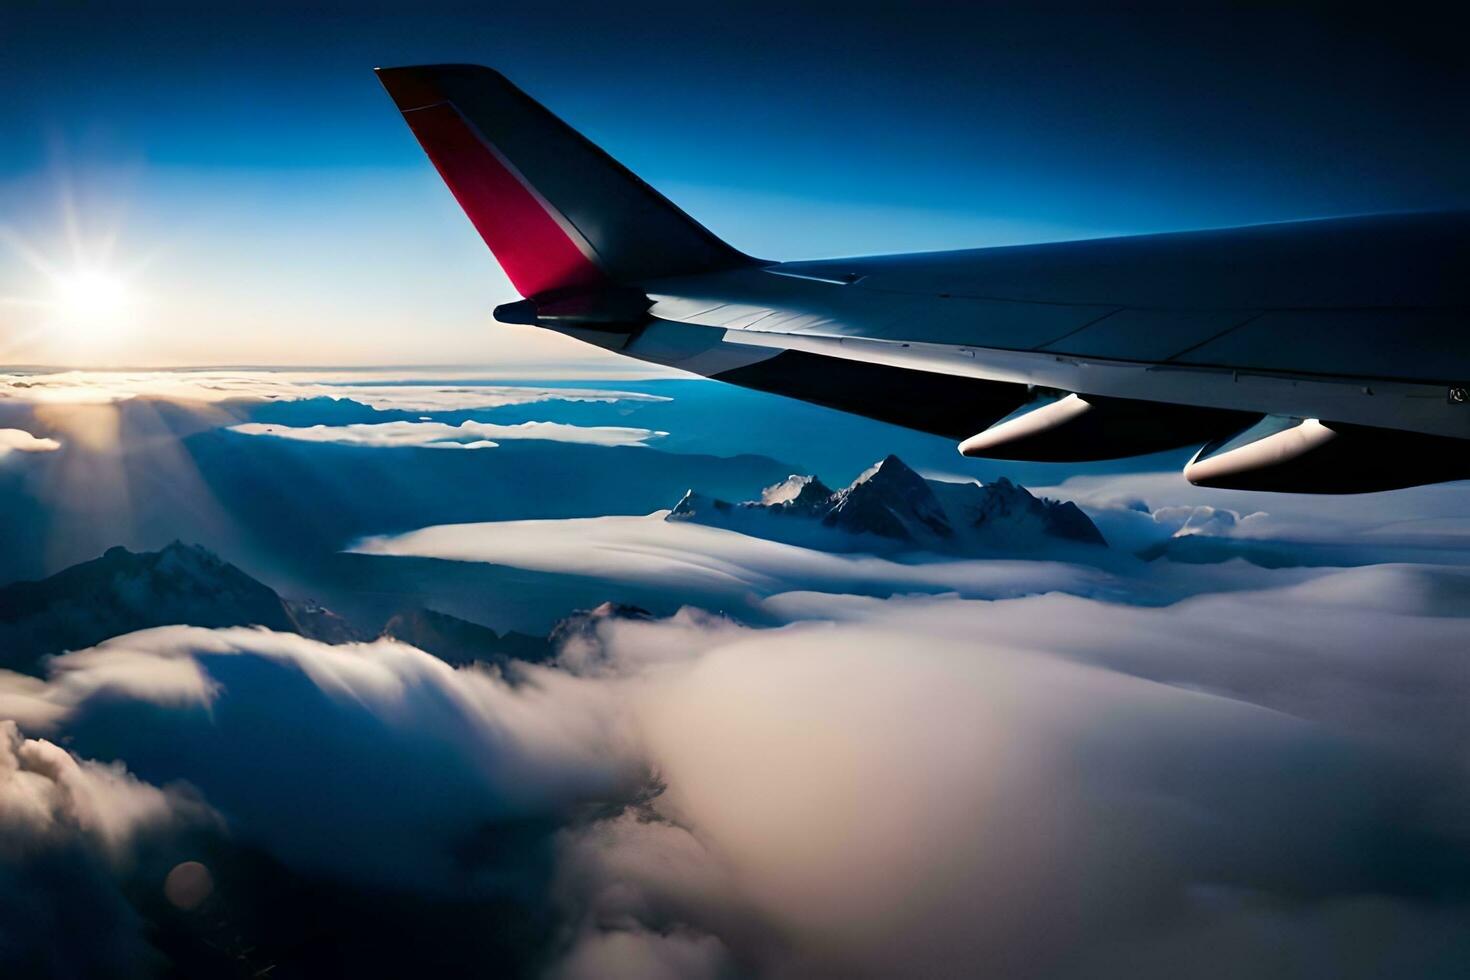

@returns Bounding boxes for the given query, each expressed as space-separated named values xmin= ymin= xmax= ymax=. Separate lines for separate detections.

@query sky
xmin=2 ymin=2 xmax=1468 ymax=365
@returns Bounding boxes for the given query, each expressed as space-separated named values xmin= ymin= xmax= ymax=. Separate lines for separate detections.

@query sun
xmin=49 ymin=267 xmax=136 ymax=336
xmin=0 ymin=179 xmax=159 ymax=362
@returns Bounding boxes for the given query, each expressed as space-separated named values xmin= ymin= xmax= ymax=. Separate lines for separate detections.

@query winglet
xmin=376 ymin=64 xmax=753 ymax=300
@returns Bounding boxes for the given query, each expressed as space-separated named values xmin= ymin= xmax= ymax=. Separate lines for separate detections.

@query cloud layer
xmin=549 ymin=565 xmax=1470 ymax=979
xmin=2 ymin=562 xmax=1468 ymax=977
xmin=1046 ymin=471 xmax=1470 ymax=563
xmin=0 ymin=370 xmax=671 ymax=412
xmin=230 ymin=420 xmax=668 ymax=450
xmin=352 ymin=513 xmax=1119 ymax=607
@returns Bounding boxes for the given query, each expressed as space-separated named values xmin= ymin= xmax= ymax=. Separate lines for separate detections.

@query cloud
xmin=3 ymin=565 xmax=1470 ymax=976
xmin=1149 ymin=503 xmax=1265 ymax=536
xmin=546 ymin=568 xmax=1470 ymax=978
xmin=0 ymin=627 xmax=650 ymax=974
xmin=348 ymin=511 xmax=1352 ymax=626
xmin=0 ymin=720 xmax=213 ymax=863
xmin=352 ymin=514 xmax=1118 ymax=608
xmin=7 ymin=627 xmax=641 ymax=889
xmin=0 ymin=426 xmax=60 ymax=455
xmin=0 ymin=719 xmax=216 ymax=976
xmin=228 ymin=420 xmax=668 ymax=450
xmin=757 ymin=564 xmax=1470 ymax=756
xmin=0 ymin=370 xmax=671 ymax=412
xmin=1042 ymin=470 xmax=1470 ymax=562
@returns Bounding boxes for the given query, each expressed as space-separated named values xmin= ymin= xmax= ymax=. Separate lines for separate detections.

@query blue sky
xmin=2 ymin=2 xmax=1467 ymax=365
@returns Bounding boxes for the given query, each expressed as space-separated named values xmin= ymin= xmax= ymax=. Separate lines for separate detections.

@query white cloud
xmin=0 ymin=720 xmax=212 ymax=863
xmin=1151 ymin=503 xmax=1265 ymax=537
xmin=0 ymin=427 xmax=60 ymax=455
xmin=352 ymin=513 xmax=1115 ymax=605
xmin=228 ymin=419 xmax=668 ymax=450
xmin=5 ymin=626 xmax=640 ymax=887
xmin=0 ymin=370 xmax=671 ymax=411
xmin=553 ymin=606 xmax=748 ymax=677
xmin=1040 ymin=469 xmax=1470 ymax=559
xmin=756 ymin=563 xmax=1470 ymax=756
xmin=547 ymin=567 xmax=1470 ymax=978
xmin=0 ymin=718 xmax=218 ymax=974
xmin=349 ymin=511 xmax=1350 ymax=620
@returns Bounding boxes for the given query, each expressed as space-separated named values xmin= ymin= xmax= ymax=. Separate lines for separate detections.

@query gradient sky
xmin=2 ymin=2 xmax=1467 ymax=366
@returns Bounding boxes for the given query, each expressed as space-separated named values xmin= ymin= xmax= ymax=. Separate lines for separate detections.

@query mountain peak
xmin=852 ymin=453 xmax=919 ymax=486
xmin=759 ymin=474 xmax=834 ymax=511
xmin=938 ymin=476 xmax=1106 ymax=548
xmin=666 ymin=454 xmax=1106 ymax=555
xmin=585 ymin=601 xmax=654 ymax=622
xmin=668 ymin=490 xmax=732 ymax=521
xmin=828 ymin=455 xmax=953 ymax=541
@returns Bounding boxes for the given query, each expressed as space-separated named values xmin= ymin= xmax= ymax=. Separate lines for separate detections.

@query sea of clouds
xmin=4 ymin=561 xmax=1468 ymax=977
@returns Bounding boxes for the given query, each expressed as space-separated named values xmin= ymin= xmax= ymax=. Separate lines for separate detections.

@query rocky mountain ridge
xmin=0 ymin=542 xmax=545 ymax=675
xmin=667 ymin=454 xmax=1105 ymax=554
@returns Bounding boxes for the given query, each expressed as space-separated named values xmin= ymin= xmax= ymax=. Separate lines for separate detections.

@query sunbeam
xmin=0 ymin=177 xmax=152 ymax=363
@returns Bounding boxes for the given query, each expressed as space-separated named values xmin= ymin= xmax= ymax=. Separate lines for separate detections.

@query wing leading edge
xmin=378 ymin=64 xmax=1470 ymax=493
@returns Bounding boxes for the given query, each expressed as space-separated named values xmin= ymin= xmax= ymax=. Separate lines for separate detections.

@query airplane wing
xmin=377 ymin=64 xmax=1470 ymax=493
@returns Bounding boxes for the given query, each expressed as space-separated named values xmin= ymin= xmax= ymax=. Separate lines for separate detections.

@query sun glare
xmin=50 ymin=268 xmax=135 ymax=335
xmin=0 ymin=186 xmax=153 ymax=360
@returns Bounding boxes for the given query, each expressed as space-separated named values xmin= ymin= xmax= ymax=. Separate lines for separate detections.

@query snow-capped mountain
xmin=667 ymin=454 xmax=1105 ymax=554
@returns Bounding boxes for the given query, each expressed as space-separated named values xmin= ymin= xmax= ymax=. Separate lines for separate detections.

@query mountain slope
xmin=0 ymin=541 xmax=568 ymax=676
xmin=0 ymin=543 xmax=359 ymax=675
xmin=379 ymin=607 xmax=551 ymax=668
